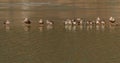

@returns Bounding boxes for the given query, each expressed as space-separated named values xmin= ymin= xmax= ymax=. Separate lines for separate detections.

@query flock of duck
xmin=3 ymin=17 xmax=118 ymax=31
xmin=64 ymin=17 xmax=117 ymax=25
xmin=3 ymin=17 xmax=117 ymax=25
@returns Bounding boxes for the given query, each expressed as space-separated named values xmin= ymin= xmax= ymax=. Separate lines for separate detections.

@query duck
xmin=65 ymin=19 xmax=72 ymax=25
xmin=76 ymin=18 xmax=82 ymax=25
xmin=101 ymin=20 xmax=105 ymax=25
xmin=86 ymin=21 xmax=90 ymax=25
xmin=109 ymin=17 xmax=115 ymax=23
xmin=64 ymin=20 xmax=68 ymax=25
xmin=76 ymin=18 xmax=81 ymax=21
xmin=46 ymin=20 xmax=53 ymax=25
xmin=72 ymin=21 xmax=77 ymax=25
xmin=38 ymin=19 xmax=44 ymax=24
xmin=86 ymin=20 xmax=93 ymax=25
xmin=78 ymin=19 xmax=83 ymax=25
xmin=96 ymin=20 xmax=100 ymax=25
xmin=96 ymin=17 xmax=101 ymax=21
xmin=89 ymin=21 xmax=93 ymax=25
xmin=64 ymin=19 xmax=69 ymax=25
xmin=96 ymin=17 xmax=101 ymax=25
xmin=24 ymin=18 xmax=28 ymax=22
xmin=23 ymin=18 xmax=31 ymax=24
xmin=92 ymin=20 xmax=96 ymax=25
xmin=71 ymin=19 xmax=77 ymax=25
xmin=4 ymin=20 xmax=10 ymax=25
xmin=68 ymin=20 xmax=72 ymax=25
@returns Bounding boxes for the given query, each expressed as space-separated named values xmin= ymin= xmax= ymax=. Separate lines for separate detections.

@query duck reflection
xmin=89 ymin=25 xmax=93 ymax=30
xmin=65 ymin=25 xmax=72 ymax=31
xmin=38 ymin=25 xmax=44 ymax=32
xmin=64 ymin=25 xmax=77 ymax=31
xmin=101 ymin=25 xmax=105 ymax=31
xmin=86 ymin=25 xmax=89 ymax=31
xmin=4 ymin=20 xmax=10 ymax=31
xmin=109 ymin=25 xmax=115 ymax=32
xmin=4 ymin=25 xmax=10 ymax=31
xmin=86 ymin=25 xmax=93 ymax=31
xmin=24 ymin=25 xmax=31 ymax=31
xmin=72 ymin=25 xmax=77 ymax=31
xmin=96 ymin=25 xmax=100 ymax=31
xmin=79 ymin=25 xmax=83 ymax=30
xmin=46 ymin=24 xmax=53 ymax=30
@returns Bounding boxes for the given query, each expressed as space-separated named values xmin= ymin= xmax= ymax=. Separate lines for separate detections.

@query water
xmin=0 ymin=1 xmax=120 ymax=63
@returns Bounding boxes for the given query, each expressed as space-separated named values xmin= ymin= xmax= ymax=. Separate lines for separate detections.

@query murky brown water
xmin=0 ymin=1 xmax=120 ymax=63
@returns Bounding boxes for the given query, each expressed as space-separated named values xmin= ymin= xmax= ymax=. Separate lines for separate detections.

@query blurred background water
xmin=0 ymin=0 xmax=120 ymax=63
